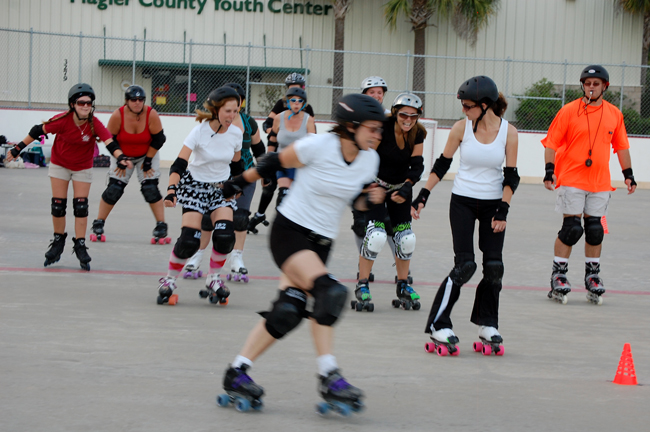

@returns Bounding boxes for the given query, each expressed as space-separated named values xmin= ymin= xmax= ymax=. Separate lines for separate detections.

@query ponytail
xmin=491 ymin=92 xmax=508 ymax=117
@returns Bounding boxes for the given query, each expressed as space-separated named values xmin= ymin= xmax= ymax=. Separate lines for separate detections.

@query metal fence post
xmin=78 ymin=32 xmax=83 ymax=82
xmin=246 ymin=42 xmax=251 ymax=116
xmin=505 ymin=56 xmax=511 ymax=98
xmin=562 ymin=59 xmax=568 ymax=106
xmin=187 ymin=39 xmax=193 ymax=116
xmin=304 ymin=45 xmax=310 ymax=89
xmin=620 ymin=62 xmax=626 ymax=112
xmin=405 ymin=50 xmax=410 ymax=92
xmin=28 ymin=27 xmax=33 ymax=108
xmin=132 ymin=35 xmax=137 ymax=85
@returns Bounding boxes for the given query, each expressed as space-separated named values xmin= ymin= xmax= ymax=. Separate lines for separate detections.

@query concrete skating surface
xmin=1 ymin=168 xmax=648 ymax=432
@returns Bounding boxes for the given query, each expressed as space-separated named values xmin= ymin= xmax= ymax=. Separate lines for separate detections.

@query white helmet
xmin=392 ymin=92 xmax=423 ymax=115
xmin=361 ymin=76 xmax=388 ymax=93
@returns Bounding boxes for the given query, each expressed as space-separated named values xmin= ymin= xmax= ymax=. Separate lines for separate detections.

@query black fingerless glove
xmin=142 ymin=156 xmax=153 ymax=172
xmin=396 ymin=181 xmax=413 ymax=200
xmin=411 ymin=188 xmax=431 ymax=210
xmin=9 ymin=142 xmax=27 ymax=158
xmin=164 ymin=185 xmax=177 ymax=203
xmin=622 ymin=168 xmax=637 ymax=187
xmin=494 ymin=201 xmax=510 ymax=222
xmin=222 ymin=175 xmax=250 ymax=199
xmin=543 ymin=162 xmax=555 ymax=183
xmin=116 ymin=154 xmax=130 ymax=170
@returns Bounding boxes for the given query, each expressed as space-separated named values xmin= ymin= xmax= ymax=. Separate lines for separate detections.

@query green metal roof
xmin=98 ymin=59 xmax=308 ymax=74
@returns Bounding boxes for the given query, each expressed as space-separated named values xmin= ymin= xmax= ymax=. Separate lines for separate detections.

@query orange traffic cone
xmin=601 ymin=216 xmax=609 ymax=234
xmin=613 ymin=343 xmax=638 ymax=385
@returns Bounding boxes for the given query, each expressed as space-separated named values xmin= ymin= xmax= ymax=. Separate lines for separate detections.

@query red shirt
xmin=542 ymin=99 xmax=629 ymax=192
xmin=46 ymin=112 xmax=112 ymax=171
xmin=116 ymin=106 xmax=153 ymax=158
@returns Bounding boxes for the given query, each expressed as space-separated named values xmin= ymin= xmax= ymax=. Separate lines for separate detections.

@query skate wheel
xmin=234 ymin=397 xmax=250 ymax=412
xmin=424 ymin=342 xmax=436 ymax=353
xmin=355 ymin=302 xmax=363 ymax=312
xmin=368 ymin=273 xmax=374 ymax=282
xmin=216 ymin=394 xmax=230 ymax=407
xmin=316 ymin=401 xmax=330 ymax=416
xmin=391 ymin=299 xmax=400 ymax=308
xmin=332 ymin=401 xmax=351 ymax=417
xmin=90 ymin=234 xmax=97 ymax=242
xmin=165 ymin=237 xmax=172 ymax=244
xmin=158 ymin=238 xmax=166 ymax=245
xmin=156 ymin=295 xmax=165 ymax=305
xmin=350 ymin=300 xmax=357 ymax=310
xmin=495 ymin=345 xmax=505 ymax=356
xmin=168 ymin=294 xmax=178 ymax=306
xmin=100 ymin=234 xmax=106 ymax=242
xmin=450 ymin=346 xmax=460 ymax=356
xmin=482 ymin=344 xmax=492 ymax=356
xmin=151 ymin=238 xmax=156 ymax=244
xmin=412 ymin=301 xmax=421 ymax=311
xmin=241 ymin=275 xmax=249 ymax=283
xmin=403 ymin=301 xmax=411 ymax=311
xmin=367 ymin=303 xmax=374 ymax=312
xmin=234 ymin=274 xmax=241 ymax=282
xmin=199 ymin=290 xmax=208 ymax=299
xmin=226 ymin=273 xmax=232 ymax=281
xmin=197 ymin=270 xmax=203 ymax=278
xmin=219 ymin=298 xmax=229 ymax=306
xmin=473 ymin=341 xmax=483 ymax=352
xmin=436 ymin=344 xmax=449 ymax=356
xmin=561 ymin=295 xmax=568 ymax=305
xmin=183 ymin=272 xmax=191 ymax=279
xmin=262 ymin=220 xmax=269 ymax=226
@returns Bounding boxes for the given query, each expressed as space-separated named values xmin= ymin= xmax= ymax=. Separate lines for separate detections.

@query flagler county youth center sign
xmin=70 ymin=0 xmax=334 ymax=16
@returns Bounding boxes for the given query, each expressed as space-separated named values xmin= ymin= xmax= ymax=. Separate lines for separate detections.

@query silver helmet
xmin=361 ymin=76 xmax=388 ymax=93
xmin=392 ymin=92 xmax=423 ymax=115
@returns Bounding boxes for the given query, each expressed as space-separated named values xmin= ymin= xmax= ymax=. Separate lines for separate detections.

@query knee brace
xmin=276 ymin=187 xmax=289 ymax=207
xmin=361 ymin=221 xmax=387 ymax=260
xmin=212 ymin=220 xmax=235 ymax=254
xmin=483 ymin=260 xmax=504 ymax=284
xmin=351 ymin=210 xmax=366 ymax=238
xmin=311 ymin=274 xmax=349 ymax=326
xmin=173 ymin=227 xmax=201 ymax=259
xmin=584 ymin=216 xmax=604 ymax=246
xmin=102 ymin=178 xmax=127 ymax=205
xmin=392 ymin=224 xmax=416 ymax=260
xmin=261 ymin=288 xmax=308 ymax=339
xmin=558 ymin=216 xmax=583 ymax=246
xmin=72 ymin=197 xmax=89 ymax=218
xmin=233 ymin=208 xmax=250 ymax=232
xmin=140 ymin=179 xmax=162 ymax=204
xmin=51 ymin=197 xmax=67 ymax=218
xmin=449 ymin=260 xmax=477 ymax=285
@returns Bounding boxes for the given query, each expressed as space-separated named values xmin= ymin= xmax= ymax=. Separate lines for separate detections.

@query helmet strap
xmin=288 ymin=104 xmax=305 ymax=120
xmin=126 ymin=102 xmax=145 ymax=118
xmin=473 ymin=105 xmax=489 ymax=133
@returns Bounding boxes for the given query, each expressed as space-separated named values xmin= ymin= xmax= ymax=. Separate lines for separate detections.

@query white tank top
xmin=451 ymin=118 xmax=507 ymax=200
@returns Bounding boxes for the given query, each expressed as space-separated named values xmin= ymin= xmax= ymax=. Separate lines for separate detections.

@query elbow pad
xmin=406 ymin=156 xmax=424 ymax=183
xmin=263 ymin=117 xmax=274 ymax=133
xmin=502 ymin=167 xmax=520 ymax=193
xmin=431 ymin=154 xmax=452 ymax=180
xmin=251 ymin=141 xmax=266 ymax=159
xmin=255 ymin=152 xmax=283 ymax=180
xmin=105 ymin=138 xmax=121 ymax=157
xmin=230 ymin=160 xmax=244 ymax=177
xmin=28 ymin=124 xmax=46 ymax=140
xmin=150 ymin=130 xmax=166 ymax=150
xmin=170 ymin=157 xmax=188 ymax=177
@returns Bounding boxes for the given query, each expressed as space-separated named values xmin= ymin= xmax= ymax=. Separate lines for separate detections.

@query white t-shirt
xmin=183 ymin=122 xmax=243 ymax=183
xmin=278 ymin=133 xmax=379 ymax=239
xmin=451 ymin=118 xmax=507 ymax=200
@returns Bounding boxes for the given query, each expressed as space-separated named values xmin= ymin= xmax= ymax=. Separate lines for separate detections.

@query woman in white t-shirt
xmin=216 ymin=94 xmax=386 ymax=414
xmin=156 ymin=87 xmax=243 ymax=306
xmin=412 ymin=76 xmax=519 ymax=356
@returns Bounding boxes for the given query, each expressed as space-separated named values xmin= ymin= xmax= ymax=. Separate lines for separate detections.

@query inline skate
xmin=44 ymin=232 xmax=67 ymax=267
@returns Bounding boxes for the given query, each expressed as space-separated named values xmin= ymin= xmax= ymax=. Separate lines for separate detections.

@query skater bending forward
xmin=156 ymin=86 xmax=242 ymax=305
xmin=412 ymin=76 xmax=519 ymax=354
xmin=218 ymin=94 xmax=385 ymax=412
xmin=6 ymin=83 xmax=132 ymax=271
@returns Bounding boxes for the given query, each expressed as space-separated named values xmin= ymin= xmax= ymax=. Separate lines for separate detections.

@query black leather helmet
xmin=457 ymin=76 xmax=499 ymax=103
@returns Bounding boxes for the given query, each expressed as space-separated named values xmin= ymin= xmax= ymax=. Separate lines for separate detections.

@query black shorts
xmin=270 ymin=212 xmax=333 ymax=268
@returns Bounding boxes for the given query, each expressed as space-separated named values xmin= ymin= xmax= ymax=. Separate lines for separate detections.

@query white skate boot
xmin=425 ymin=328 xmax=460 ymax=356
xmin=157 ymin=276 xmax=178 ymax=305
xmin=183 ymin=248 xmax=205 ymax=279
xmin=200 ymin=273 xmax=230 ymax=305
xmin=227 ymin=249 xmax=249 ymax=283
xmin=474 ymin=326 xmax=504 ymax=356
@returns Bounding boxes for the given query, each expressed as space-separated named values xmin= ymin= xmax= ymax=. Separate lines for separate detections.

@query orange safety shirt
xmin=541 ymin=98 xmax=629 ymax=192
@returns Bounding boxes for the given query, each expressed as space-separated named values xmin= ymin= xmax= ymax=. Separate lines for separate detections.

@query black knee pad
xmin=449 ymin=261 xmax=477 ymax=285
xmin=102 ymin=178 xmax=127 ymax=205
xmin=276 ymin=187 xmax=289 ymax=207
xmin=72 ymin=197 xmax=89 ymax=218
xmin=261 ymin=288 xmax=308 ymax=339
xmin=233 ymin=208 xmax=250 ymax=232
xmin=212 ymin=220 xmax=235 ymax=254
xmin=483 ymin=260 xmax=504 ymax=284
xmin=584 ymin=216 xmax=604 ymax=246
xmin=311 ymin=274 xmax=349 ymax=326
xmin=351 ymin=210 xmax=366 ymax=237
xmin=558 ymin=216 xmax=583 ymax=246
xmin=201 ymin=213 xmax=214 ymax=231
xmin=173 ymin=227 xmax=201 ymax=259
xmin=51 ymin=197 xmax=67 ymax=217
xmin=140 ymin=179 xmax=162 ymax=204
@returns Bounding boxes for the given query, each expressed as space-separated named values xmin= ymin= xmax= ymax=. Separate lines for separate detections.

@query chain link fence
xmin=2 ymin=27 xmax=650 ymax=135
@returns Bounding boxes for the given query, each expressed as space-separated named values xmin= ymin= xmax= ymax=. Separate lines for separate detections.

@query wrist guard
xmin=544 ymin=162 xmax=555 ymax=183
xmin=494 ymin=201 xmax=510 ymax=222
xmin=116 ymin=154 xmax=129 ymax=170
xmin=9 ymin=141 xmax=27 ymax=158
xmin=622 ymin=168 xmax=637 ymax=187
xmin=411 ymin=188 xmax=431 ymax=210
xmin=142 ymin=156 xmax=153 ymax=172
xmin=396 ymin=182 xmax=413 ymax=200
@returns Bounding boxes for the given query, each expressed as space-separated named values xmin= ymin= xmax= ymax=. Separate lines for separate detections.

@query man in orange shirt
xmin=542 ymin=65 xmax=636 ymax=305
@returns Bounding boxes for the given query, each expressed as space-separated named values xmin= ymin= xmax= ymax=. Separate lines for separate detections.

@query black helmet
xmin=334 ymin=94 xmax=386 ymax=125
xmin=224 ymin=82 xmax=246 ymax=100
xmin=68 ymin=83 xmax=95 ymax=104
xmin=285 ymin=72 xmax=306 ymax=87
xmin=580 ymin=65 xmax=609 ymax=84
xmin=457 ymin=76 xmax=499 ymax=103
xmin=286 ymin=87 xmax=307 ymax=103
xmin=207 ymin=86 xmax=241 ymax=107
xmin=125 ymin=85 xmax=146 ymax=100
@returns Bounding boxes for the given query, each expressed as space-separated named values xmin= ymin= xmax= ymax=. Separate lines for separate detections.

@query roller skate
xmin=394 ymin=269 xmax=413 ymax=284
xmin=182 ymin=249 xmax=204 ymax=279
xmin=71 ymin=237 xmax=91 ymax=271
xmin=151 ymin=221 xmax=171 ymax=245
xmin=315 ymin=369 xmax=365 ymax=417
xmin=89 ymin=219 xmax=105 ymax=242
xmin=425 ymin=328 xmax=460 ymax=356
xmin=199 ymin=273 xmax=230 ymax=305
xmin=473 ymin=326 xmax=504 ymax=356
xmin=226 ymin=249 xmax=249 ymax=283
xmin=156 ymin=276 xmax=178 ymax=305
xmin=44 ymin=232 xmax=67 ymax=267
xmin=350 ymin=279 xmax=374 ymax=312
xmin=391 ymin=279 xmax=421 ymax=310
xmin=247 ymin=213 xmax=269 ymax=234
xmin=547 ymin=261 xmax=571 ymax=304
xmin=585 ymin=262 xmax=605 ymax=305
xmin=217 ymin=364 xmax=264 ymax=412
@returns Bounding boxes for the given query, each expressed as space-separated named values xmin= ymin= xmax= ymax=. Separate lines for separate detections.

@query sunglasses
xmin=397 ymin=112 xmax=419 ymax=119
xmin=461 ymin=102 xmax=478 ymax=110
xmin=359 ymin=124 xmax=383 ymax=135
xmin=75 ymin=100 xmax=93 ymax=107
xmin=289 ymin=98 xmax=304 ymax=103
xmin=129 ymin=97 xmax=146 ymax=102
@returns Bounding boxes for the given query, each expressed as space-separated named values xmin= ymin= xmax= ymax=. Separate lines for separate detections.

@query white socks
xmin=232 ymin=355 xmax=253 ymax=369
xmin=317 ymin=354 xmax=338 ymax=377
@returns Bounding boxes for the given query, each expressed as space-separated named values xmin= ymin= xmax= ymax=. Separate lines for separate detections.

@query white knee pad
xmin=394 ymin=229 xmax=416 ymax=260
xmin=361 ymin=224 xmax=387 ymax=260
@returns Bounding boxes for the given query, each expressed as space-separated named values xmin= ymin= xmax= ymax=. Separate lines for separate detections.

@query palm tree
xmin=384 ymin=0 xmax=500 ymax=108
xmin=331 ymin=0 xmax=354 ymax=118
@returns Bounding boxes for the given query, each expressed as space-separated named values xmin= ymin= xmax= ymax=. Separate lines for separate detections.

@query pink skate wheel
xmin=151 ymin=238 xmax=156 ymax=244
xmin=169 ymin=294 xmax=178 ymax=306
xmin=90 ymin=234 xmax=97 ymax=242
xmin=473 ymin=342 xmax=483 ymax=352
xmin=100 ymin=234 xmax=106 ymax=242
xmin=495 ymin=345 xmax=504 ymax=356
xmin=424 ymin=342 xmax=436 ymax=353
xmin=165 ymin=237 xmax=172 ymax=244
xmin=158 ymin=238 xmax=166 ymax=245
xmin=436 ymin=345 xmax=449 ymax=356
xmin=482 ymin=344 xmax=492 ymax=356
xmin=241 ymin=275 xmax=249 ymax=283
xmin=451 ymin=347 xmax=460 ymax=356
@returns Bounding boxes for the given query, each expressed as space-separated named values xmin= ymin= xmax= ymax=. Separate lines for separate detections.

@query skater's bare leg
xmin=96 ymin=199 xmax=113 ymax=221
xmin=395 ymin=258 xmax=410 ymax=281
xmin=150 ymin=199 xmax=165 ymax=223
xmin=358 ymin=256 xmax=374 ymax=281
xmin=238 ymin=320 xmax=278 ymax=362
xmin=72 ymin=180 xmax=91 ymax=239
xmin=310 ymin=321 xmax=334 ymax=356
xmin=280 ymin=250 xmax=328 ymax=291
xmin=234 ymin=230 xmax=246 ymax=250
